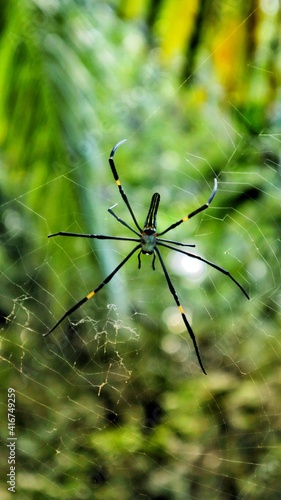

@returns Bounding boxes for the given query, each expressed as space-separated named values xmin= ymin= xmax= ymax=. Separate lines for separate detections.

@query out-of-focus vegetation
xmin=0 ymin=1 xmax=280 ymax=498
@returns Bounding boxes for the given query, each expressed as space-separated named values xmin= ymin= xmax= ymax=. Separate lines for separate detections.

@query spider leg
xmin=157 ymin=179 xmax=217 ymax=237
xmin=109 ymin=140 xmax=142 ymax=232
xmin=48 ymin=231 xmax=140 ymax=243
xmin=137 ymin=250 xmax=142 ymax=269
xmin=44 ymin=244 xmax=142 ymax=336
xmin=158 ymin=242 xmax=250 ymax=300
xmin=108 ymin=205 xmax=141 ymax=236
xmin=155 ymin=247 xmax=207 ymax=375
xmin=157 ymin=237 xmax=195 ymax=248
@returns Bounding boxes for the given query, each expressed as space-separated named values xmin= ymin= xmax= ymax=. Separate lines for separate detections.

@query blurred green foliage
xmin=0 ymin=1 xmax=280 ymax=499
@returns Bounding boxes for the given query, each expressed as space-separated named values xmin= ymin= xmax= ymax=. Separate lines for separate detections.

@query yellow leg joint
xmin=116 ymin=179 xmax=121 ymax=186
xmin=178 ymin=305 xmax=184 ymax=314
xmin=86 ymin=291 xmax=95 ymax=300
xmin=182 ymin=216 xmax=189 ymax=222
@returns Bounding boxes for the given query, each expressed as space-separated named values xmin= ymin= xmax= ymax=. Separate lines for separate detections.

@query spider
xmin=44 ymin=140 xmax=249 ymax=374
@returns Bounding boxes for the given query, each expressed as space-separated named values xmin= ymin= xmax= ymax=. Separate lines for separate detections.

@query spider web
xmin=1 ymin=2 xmax=281 ymax=499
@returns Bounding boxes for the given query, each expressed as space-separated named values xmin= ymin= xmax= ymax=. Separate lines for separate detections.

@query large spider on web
xmin=44 ymin=140 xmax=249 ymax=374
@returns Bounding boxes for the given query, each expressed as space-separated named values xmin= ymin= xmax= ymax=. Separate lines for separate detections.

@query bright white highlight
xmin=162 ymin=306 xmax=191 ymax=334
xmin=169 ymin=251 xmax=205 ymax=280
xmin=260 ymin=0 xmax=279 ymax=14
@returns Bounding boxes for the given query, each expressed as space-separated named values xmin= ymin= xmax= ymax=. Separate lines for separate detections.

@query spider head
xmin=141 ymin=229 xmax=157 ymax=254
